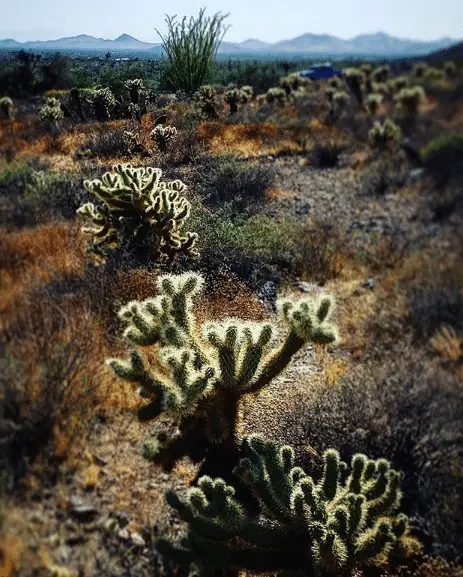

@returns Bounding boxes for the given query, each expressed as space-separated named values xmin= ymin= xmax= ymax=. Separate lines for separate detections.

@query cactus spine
xmin=157 ymin=436 xmax=422 ymax=575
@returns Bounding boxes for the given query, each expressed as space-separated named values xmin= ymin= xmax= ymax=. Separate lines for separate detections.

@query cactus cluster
xmin=122 ymin=130 xmax=142 ymax=154
xmin=394 ymin=86 xmax=426 ymax=117
xmin=38 ymin=97 xmax=64 ymax=129
xmin=344 ymin=68 xmax=365 ymax=105
xmin=224 ymin=86 xmax=253 ymax=115
xmin=193 ymin=85 xmax=219 ymax=119
xmin=265 ymin=87 xmax=287 ymax=106
xmin=87 ymin=86 xmax=116 ymax=121
xmin=280 ymin=73 xmax=309 ymax=95
xmin=76 ymin=163 xmax=198 ymax=261
xmin=157 ymin=435 xmax=422 ymax=575
xmin=107 ymin=272 xmax=338 ymax=460
xmin=368 ymin=118 xmax=402 ymax=152
xmin=123 ymin=78 xmax=150 ymax=119
xmin=150 ymin=124 xmax=178 ymax=151
xmin=364 ymin=93 xmax=383 ymax=115
xmin=0 ymin=96 xmax=14 ymax=120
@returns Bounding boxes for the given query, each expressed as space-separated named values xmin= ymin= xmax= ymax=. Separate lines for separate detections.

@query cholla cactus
xmin=344 ymin=68 xmax=365 ymax=105
xmin=394 ymin=86 xmax=426 ymax=118
xmin=332 ymin=91 xmax=349 ymax=106
xmin=76 ymin=163 xmax=198 ymax=261
xmin=150 ymin=124 xmax=178 ymax=151
xmin=106 ymin=272 xmax=338 ymax=461
xmin=364 ymin=93 xmax=383 ymax=115
xmin=87 ymin=87 xmax=116 ymax=121
xmin=240 ymin=85 xmax=254 ymax=100
xmin=0 ymin=96 xmax=14 ymax=120
xmin=280 ymin=73 xmax=308 ymax=95
xmin=157 ymin=436 xmax=422 ymax=575
xmin=122 ymin=130 xmax=142 ymax=154
xmin=193 ymin=85 xmax=219 ymax=119
xmin=256 ymin=94 xmax=267 ymax=106
xmin=412 ymin=63 xmax=428 ymax=79
xmin=372 ymin=65 xmax=390 ymax=84
xmin=265 ymin=87 xmax=287 ymax=106
xmin=123 ymin=78 xmax=150 ymax=119
xmin=387 ymin=76 xmax=408 ymax=94
xmin=368 ymin=118 xmax=402 ymax=152
xmin=444 ymin=61 xmax=457 ymax=79
xmin=328 ymin=76 xmax=344 ymax=90
xmin=224 ymin=87 xmax=252 ymax=115
xmin=68 ymin=87 xmax=87 ymax=122
xmin=38 ymin=97 xmax=64 ymax=130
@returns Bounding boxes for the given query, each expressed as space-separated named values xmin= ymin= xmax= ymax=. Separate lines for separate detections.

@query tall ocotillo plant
xmin=106 ymin=272 xmax=338 ymax=467
xmin=156 ymin=8 xmax=230 ymax=95
xmin=76 ymin=163 xmax=198 ymax=263
xmin=157 ymin=436 xmax=422 ymax=576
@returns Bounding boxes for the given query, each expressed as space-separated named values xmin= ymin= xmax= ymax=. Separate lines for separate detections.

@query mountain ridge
xmin=0 ymin=31 xmax=459 ymax=56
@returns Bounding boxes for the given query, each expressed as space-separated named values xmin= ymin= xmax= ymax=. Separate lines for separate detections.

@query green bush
xmin=195 ymin=154 xmax=275 ymax=213
xmin=422 ymin=132 xmax=463 ymax=185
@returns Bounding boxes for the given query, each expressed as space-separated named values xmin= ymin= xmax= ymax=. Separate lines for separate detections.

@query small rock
xmin=92 ymin=454 xmax=108 ymax=466
xmin=131 ymin=532 xmax=146 ymax=547
xmin=118 ymin=528 xmax=130 ymax=540
xmin=360 ymin=278 xmax=376 ymax=290
xmin=69 ymin=496 xmax=99 ymax=523
xmin=296 ymin=281 xmax=325 ymax=293
xmin=406 ymin=167 xmax=426 ymax=184
xmin=103 ymin=518 xmax=119 ymax=532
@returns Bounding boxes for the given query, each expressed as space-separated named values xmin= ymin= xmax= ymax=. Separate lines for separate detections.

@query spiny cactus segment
xmin=76 ymin=163 xmax=198 ymax=260
xmin=106 ymin=272 xmax=338 ymax=456
xmin=157 ymin=436 xmax=422 ymax=575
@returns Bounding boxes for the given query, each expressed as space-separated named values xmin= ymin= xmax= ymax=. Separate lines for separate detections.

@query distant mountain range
xmin=0 ymin=31 xmax=459 ymax=56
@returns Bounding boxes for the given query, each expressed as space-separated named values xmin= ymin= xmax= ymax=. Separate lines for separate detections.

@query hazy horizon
xmin=2 ymin=0 xmax=462 ymax=44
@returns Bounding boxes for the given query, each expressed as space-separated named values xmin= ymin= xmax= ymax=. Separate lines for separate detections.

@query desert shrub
xmin=194 ymin=153 xmax=275 ymax=213
xmin=278 ymin=353 xmax=463 ymax=560
xmin=406 ymin=280 xmax=463 ymax=343
xmin=421 ymin=132 xmax=463 ymax=185
xmin=191 ymin=209 xmax=344 ymax=289
xmin=1 ymin=291 xmax=102 ymax=492
xmin=157 ymin=9 xmax=230 ymax=95
xmin=311 ymin=141 xmax=344 ymax=168
xmin=359 ymin=155 xmax=407 ymax=196
xmin=77 ymin=123 xmax=136 ymax=159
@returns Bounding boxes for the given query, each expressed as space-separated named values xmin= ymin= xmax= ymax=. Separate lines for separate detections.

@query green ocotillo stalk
xmin=156 ymin=8 xmax=230 ymax=96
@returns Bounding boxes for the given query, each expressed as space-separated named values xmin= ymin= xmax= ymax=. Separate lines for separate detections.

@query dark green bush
xmin=195 ymin=153 xmax=275 ymax=213
xmin=422 ymin=132 xmax=463 ymax=185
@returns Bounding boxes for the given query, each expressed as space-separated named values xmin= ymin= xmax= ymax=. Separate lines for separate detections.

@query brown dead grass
xmin=0 ymin=222 xmax=87 ymax=316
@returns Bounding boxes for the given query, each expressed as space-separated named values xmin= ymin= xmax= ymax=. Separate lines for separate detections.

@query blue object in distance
xmin=300 ymin=64 xmax=344 ymax=80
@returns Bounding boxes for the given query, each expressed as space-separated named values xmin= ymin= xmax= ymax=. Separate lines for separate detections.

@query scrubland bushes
xmin=2 ymin=46 xmax=463 ymax=577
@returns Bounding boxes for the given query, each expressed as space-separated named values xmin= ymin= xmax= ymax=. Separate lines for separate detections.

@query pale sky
xmin=1 ymin=0 xmax=462 ymax=43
